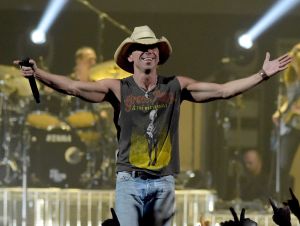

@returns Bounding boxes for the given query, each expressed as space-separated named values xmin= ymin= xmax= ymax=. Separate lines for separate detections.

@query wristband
xmin=259 ymin=69 xmax=269 ymax=80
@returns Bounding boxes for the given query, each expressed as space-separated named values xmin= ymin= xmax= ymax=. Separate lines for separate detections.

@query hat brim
xmin=114 ymin=36 xmax=172 ymax=73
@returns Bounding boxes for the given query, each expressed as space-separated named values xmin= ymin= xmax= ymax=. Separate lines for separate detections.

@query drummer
xmin=64 ymin=47 xmax=101 ymax=145
xmin=70 ymin=46 xmax=97 ymax=82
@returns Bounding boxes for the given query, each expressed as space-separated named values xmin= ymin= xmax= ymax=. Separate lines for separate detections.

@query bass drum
xmin=29 ymin=127 xmax=87 ymax=188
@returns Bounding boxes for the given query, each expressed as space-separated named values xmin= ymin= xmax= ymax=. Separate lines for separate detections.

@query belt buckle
xmin=131 ymin=171 xmax=140 ymax=178
xmin=132 ymin=171 xmax=147 ymax=179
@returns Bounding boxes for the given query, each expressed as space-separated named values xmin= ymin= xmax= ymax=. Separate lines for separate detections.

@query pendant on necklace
xmin=145 ymin=92 xmax=149 ymax=98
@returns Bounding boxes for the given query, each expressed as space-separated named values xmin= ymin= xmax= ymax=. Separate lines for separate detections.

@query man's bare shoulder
xmin=94 ymin=78 xmax=121 ymax=101
xmin=94 ymin=78 xmax=120 ymax=83
xmin=94 ymin=78 xmax=120 ymax=88
xmin=176 ymin=75 xmax=197 ymax=89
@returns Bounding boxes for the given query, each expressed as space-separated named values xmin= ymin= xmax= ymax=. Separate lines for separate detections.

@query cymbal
xmin=89 ymin=60 xmax=131 ymax=81
xmin=0 ymin=65 xmax=21 ymax=79
xmin=7 ymin=76 xmax=34 ymax=96
xmin=0 ymin=64 xmax=38 ymax=96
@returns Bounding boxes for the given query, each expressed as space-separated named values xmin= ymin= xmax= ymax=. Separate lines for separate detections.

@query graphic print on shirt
xmin=126 ymin=89 xmax=175 ymax=170
xmin=146 ymin=109 xmax=158 ymax=166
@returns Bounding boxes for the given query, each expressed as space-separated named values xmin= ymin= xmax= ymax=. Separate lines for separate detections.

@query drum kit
xmin=0 ymin=60 xmax=129 ymax=188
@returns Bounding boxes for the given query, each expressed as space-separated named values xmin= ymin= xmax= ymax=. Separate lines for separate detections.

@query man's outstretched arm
xmin=14 ymin=59 xmax=121 ymax=103
xmin=178 ymin=52 xmax=291 ymax=102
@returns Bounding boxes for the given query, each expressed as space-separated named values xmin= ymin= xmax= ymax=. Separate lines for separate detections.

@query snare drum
xmin=63 ymin=96 xmax=99 ymax=128
xmin=76 ymin=129 xmax=101 ymax=146
xmin=26 ymin=93 xmax=66 ymax=130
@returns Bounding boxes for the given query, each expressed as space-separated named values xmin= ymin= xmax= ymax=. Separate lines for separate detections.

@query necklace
xmin=134 ymin=77 xmax=158 ymax=98
xmin=138 ymin=86 xmax=152 ymax=98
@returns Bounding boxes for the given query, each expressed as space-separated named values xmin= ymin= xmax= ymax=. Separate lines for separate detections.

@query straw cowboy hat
xmin=114 ymin=25 xmax=172 ymax=73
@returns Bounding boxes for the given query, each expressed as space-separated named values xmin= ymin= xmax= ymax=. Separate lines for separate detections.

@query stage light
xmin=238 ymin=0 xmax=300 ymax=48
xmin=30 ymin=30 xmax=46 ymax=44
xmin=238 ymin=34 xmax=253 ymax=49
xmin=30 ymin=0 xmax=69 ymax=44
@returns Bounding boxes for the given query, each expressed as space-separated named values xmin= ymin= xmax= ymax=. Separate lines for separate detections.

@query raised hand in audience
xmin=269 ymin=198 xmax=291 ymax=226
xmin=102 ymin=208 xmax=120 ymax=226
xmin=220 ymin=207 xmax=257 ymax=226
xmin=283 ymin=188 xmax=300 ymax=222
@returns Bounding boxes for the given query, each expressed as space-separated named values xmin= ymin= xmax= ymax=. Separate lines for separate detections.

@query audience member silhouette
xmin=283 ymin=188 xmax=300 ymax=223
xmin=269 ymin=198 xmax=292 ymax=226
xmin=102 ymin=208 xmax=120 ymax=226
xmin=220 ymin=207 xmax=257 ymax=226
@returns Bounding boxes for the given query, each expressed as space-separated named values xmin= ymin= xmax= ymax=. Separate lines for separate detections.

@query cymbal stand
xmin=76 ymin=0 xmax=132 ymax=62
xmin=233 ymin=95 xmax=244 ymax=201
xmin=228 ymin=95 xmax=244 ymax=205
xmin=0 ymin=93 xmax=17 ymax=185
xmin=274 ymin=77 xmax=285 ymax=200
xmin=0 ymin=93 xmax=9 ymax=183
xmin=20 ymin=122 xmax=30 ymax=226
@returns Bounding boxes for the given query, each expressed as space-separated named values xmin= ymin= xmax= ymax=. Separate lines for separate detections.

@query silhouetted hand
xmin=269 ymin=198 xmax=291 ymax=226
xmin=220 ymin=207 xmax=257 ymax=226
xmin=283 ymin=188 xmax=300 ymax=222
xmin=102 ymin=208 xmax=120 ymax=226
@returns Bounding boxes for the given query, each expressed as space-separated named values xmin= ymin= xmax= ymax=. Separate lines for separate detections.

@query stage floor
xmin=0 ymin=187 xmax=298 ymax=226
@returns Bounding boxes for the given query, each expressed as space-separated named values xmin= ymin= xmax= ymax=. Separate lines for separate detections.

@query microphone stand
xmin=21 ymin=125 xmax=30 ymax=226
xmin=274 ymin=76 xmax=284 ymax=200
xmin=76 ymin=0 xmax=132 ymax=62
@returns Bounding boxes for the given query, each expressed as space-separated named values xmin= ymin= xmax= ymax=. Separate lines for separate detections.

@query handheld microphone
xmin=19 ymin=58 xmax=40 ymax=103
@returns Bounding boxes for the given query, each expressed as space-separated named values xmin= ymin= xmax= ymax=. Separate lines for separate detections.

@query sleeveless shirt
xmin=114 ymin=75 xmax=182 ymax=176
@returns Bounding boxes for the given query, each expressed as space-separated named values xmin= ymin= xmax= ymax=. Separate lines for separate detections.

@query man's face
xmin=79 ymin=50 xmax=97 ymax=68
xmin=243 ymin=151 xmax=261 ymax=175
xmin=128 ymin=44 xmax=160 ymax=73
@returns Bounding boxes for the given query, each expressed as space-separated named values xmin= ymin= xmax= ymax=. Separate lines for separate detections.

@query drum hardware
xmin=0 ymin=92 xmax=23 ymax=186
xmin=65 ymin=146 xmax=85 ymax=164
xmin=80 ymin=151 xmax=100 ymax=188
xmin=0 ymin=158 xmax=19 ymax=185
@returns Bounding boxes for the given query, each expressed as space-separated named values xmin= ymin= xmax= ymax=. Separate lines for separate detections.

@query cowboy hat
xmin=114 ymin=25 xmax=172 ymax=73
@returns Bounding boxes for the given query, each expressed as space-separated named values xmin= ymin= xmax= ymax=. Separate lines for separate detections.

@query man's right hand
xmin=13 ymin=59 xmax=37 ymax=78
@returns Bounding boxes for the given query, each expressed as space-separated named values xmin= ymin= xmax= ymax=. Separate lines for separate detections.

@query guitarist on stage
xmin=272 ymin=43 xmax=300 ymax=200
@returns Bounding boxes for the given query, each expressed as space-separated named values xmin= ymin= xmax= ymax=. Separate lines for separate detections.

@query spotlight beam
xmin=31 ymin=0 xmax=69 ymax=44
xmin=37 ymin=0 xmax=69 ymax=33
xmin=238 ymin=0 xmax=300 ymax=49
xmin=248 ymin=0 xmax=300 ymax=41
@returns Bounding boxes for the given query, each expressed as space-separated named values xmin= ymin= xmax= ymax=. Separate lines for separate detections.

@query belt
xmin=128 ymin=171 xmax=162 ymax=180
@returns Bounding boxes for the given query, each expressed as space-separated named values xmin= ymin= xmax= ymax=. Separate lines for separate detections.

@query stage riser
xmin=1 ymin=188 xmax=298 ymax=226
xmin=0 ymin=188 xmax=215 ymax=226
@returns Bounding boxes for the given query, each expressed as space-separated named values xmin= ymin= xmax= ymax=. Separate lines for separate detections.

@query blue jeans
xmin=115 ymin=172 xmax=175 ymax=226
